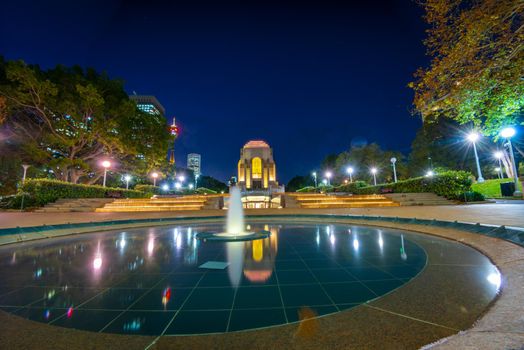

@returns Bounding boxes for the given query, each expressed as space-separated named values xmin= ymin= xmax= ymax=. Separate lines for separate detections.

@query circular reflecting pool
xmin=0 ymin=222 xmax=498 ymax=336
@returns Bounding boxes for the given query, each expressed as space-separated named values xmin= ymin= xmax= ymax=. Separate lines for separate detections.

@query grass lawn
xmin=472 ymin=178 xmax=522 ymax=198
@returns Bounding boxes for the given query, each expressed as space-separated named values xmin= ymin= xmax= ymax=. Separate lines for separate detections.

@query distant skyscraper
xmin=187 ymin=153 xmax=201 ymax=176
xmin=130 ymin=95 xmax=166 ymax=116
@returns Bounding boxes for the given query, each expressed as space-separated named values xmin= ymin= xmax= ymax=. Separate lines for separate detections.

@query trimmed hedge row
xmin=335 ymin=171 xmax=473 ymax=200
xmin=18 ymin=179 xmax=149 ymax=207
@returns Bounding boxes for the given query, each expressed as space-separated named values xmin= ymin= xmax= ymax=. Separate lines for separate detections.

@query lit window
xmin=252 ymin=157 xmax=262 ymax=179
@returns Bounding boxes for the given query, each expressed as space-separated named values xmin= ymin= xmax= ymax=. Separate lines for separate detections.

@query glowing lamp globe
xmin=346 ymin=167 xmax=354 ymax=174
xmin=500 ymin=127 xmax=516 ymax=138
xmin=102 ymin=160 xmax=111 ymax=168
xmin=494 ymin=151 xmax=503 ymax=159
xmin=467 ymin=132 xmax=480 ymax=142
xmin=151 ymin=172 xmax=159 ymax=179
xmin=371 ymin=168 xmax=377 ymax=174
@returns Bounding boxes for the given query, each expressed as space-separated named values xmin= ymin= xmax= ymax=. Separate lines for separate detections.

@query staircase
xmin=95 ymin=195 xmax=215 ymax=212
xmin=35 ymin=198 xmax=114 ymax=213
xmin=384 ymin=193 xmax=456 ymax=206
xmin=287 ymin=193 xmax=399 ymax=209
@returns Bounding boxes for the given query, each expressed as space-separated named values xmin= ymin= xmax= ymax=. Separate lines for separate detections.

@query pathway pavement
xmin=0 ymin=203 xmax=522 ymax=229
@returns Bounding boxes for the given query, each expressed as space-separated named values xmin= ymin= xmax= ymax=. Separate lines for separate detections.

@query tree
xmin=0 ymin=59 xmax=172 ymax=184
xmin=333 ymin=143 xmax=406 ymax=184
xmin=286 ymin=175 xmax=314 ymax=192
xmin=410 ymin=0 xmax=523 ymax=135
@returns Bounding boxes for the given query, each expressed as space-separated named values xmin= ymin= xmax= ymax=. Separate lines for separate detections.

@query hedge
xmin=18 ymin=179 xmax=149 ymax=207
xmin=195 ymin=187 xmax=217 ymax=194
xmin=335 ymin=170 xmax=473 ymax=200
xmin=135 ymin=184 xmax=160 ymax=195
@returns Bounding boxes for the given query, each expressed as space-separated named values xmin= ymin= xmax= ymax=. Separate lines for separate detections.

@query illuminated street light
xmin=102 ymin=160 xmax=111 ymax=187
xmin=175 ymin=182 xmax=182 ymax=190
xmin=178 ymin=175 xmax=186 ymax=183
xmin=370 ymin=167 xmax=378 ymax=186
xmin=189 ymin=183 xmax=194 ymax=190
xmin=494 ymin=151 xmax=504 ymax=179
xmin=494 ymin=167 xmax=502 ymax=179
xmin=162 ymin=184 xmax=169 ymax=191
xmin=390 ymin=157 xmax=397 ymax=183
xmin=499 ymin=127 xmax=521 ymax=196
xmin=325 ymin=171 xmax=332 ymax=186
xmin=426 ymin=170 xmax=434 ymax=177
xmin=466 ymin=131 xmax=484 ymax=183
xmin=312 ymin=172 xmax=318 ymax=188
xmin=322 ymin=179 xmax=328 ymax=186
xmin=151 ymin=172 xmax=159 ymax=187
xmin=124 ymin=174 xmax=132 ymax=190
xmin=22 ymin=164 xmax=30 ymax=183
xmin=346 ymin=167 xmax=354 ymax=182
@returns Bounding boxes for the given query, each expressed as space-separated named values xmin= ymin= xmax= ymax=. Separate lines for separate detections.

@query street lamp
xmin=322 ymin=179 xmax=328 ymax=186
xmin=390 ymin=157 xmax=397 ymax=183
xmin=426 ymin=170 xmax=434 ymax=177
xmin=124 ymin=174 xmax=132 ymax=190
xmin=195 ymin=174 xmax=200 ymax=189
xmin=178 ymin=175 xmax=186 ymax=183
xmin=102 ymin=160 xmax=111 ymax=187
xmin=312 ymin=172 xmax=318 ymax=188
xmin=151 ymin=172 xmax=159 ymax=186
xmin=346 ymin=167 xmax=354 ymax=182
xmin=494 ymin=151 xmax=504 ymax=179
xmin=162 ymin=184 xmax=169 ymax=191
xmin=371 ymin=167 xmax=378 ymax=186
xmin=189 ymin=183 xmax=194 ymax=190
xmin=467 ymin=131 xmax=484 ymax=183
xmin=22 ymin=164 xmax=30 ymax=183
xmin=494 ymin=167 xmax=502 ymax=179
xmin=500 ymin=127 xmax=521 ymax=196
xmin=325 ymin=171 xmax=332 ymax=186
xmin=174 ymin=182 xmax=182 ymax=190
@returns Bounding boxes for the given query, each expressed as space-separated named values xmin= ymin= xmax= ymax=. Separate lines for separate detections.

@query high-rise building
xmin=130 ymin=95 xmax=166 ymax=116
xmin=187 ymin=153 xmax=201 ymax=176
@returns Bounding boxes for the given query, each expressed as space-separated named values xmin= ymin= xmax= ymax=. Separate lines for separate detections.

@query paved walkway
xmin=0 ymin=203 xmax=522 ymax=229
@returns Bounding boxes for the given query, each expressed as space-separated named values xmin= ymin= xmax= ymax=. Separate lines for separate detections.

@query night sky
xmin=1 ymin=0 xmax=428 ymax=182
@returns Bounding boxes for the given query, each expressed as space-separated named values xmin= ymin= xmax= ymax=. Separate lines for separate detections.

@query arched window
xmin=252 ymin=157 xmax=262 ymax=179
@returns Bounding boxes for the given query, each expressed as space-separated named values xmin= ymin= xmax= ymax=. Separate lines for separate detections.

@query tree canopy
xmin=410 ymin=0 xmax=523 ymax=135
xmin=0 ymin=58 xmax=172 ymax=184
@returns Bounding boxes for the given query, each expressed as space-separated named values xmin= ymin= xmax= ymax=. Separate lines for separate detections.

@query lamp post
xmin=195 ymin=174 xmax=200 ymax=189
xmin=346 ymin=167 xmax=354 ymax=182
xmin=467 ymin=132 xmax=484 ymax=183
xmin=371 ymin=167 xmax=378 ymax=186
xmin=325 ymin=171 xmax=332 ymax=186
xmin=22 ymin=164 xmax=30 ymax=183
xmin=494 ymin=167 xmax=502 ymax=179
xmin=124 ymin=175 xmax=131 ymax=190
xmin=178 ymin=175 xmax=185 ymax=183
xmin=151 ymin=172 xmax=159 ymax=187
xmin=102 ymin=160 xmax=111 ymax=187
xmin=390 ymin=157 xmax=397 ymax=183
xmin=494 ymin=151 xmax=504 ymax=179
xmin=312 ymin=172 xmax=317 ymax=188
xmin=500 ymin=127 xmax=521 ymax=196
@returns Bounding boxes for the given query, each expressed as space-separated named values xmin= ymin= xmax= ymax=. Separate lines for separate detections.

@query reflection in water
xmin=400 ymin=235 xmax=407 ymax=261
xmin=93 ymin=241 xmax=103 ymax=270
xmin=123 ymin=318 xmax=142 ymax=332
xmin=118 ymin=232 xmax=127 ymax=253
xmin=147 ymin=234 xmax=155 ymax=257
xmin=378 ymin=231 xmax=384 ymax=252
xmin=227 ymin=241 xmax=244 ymax=288
xmin=66 ymin=307 xmax=73 ymax=319
xmin=162 ymin=287 xmax=172 ymax=308
xmin=352 ymin=232 xmax=360 ymax=251
xmin=242 ymin=225 xmax=278 ymax=284
xmin=487 ymin=271 xmax=501 ymax=290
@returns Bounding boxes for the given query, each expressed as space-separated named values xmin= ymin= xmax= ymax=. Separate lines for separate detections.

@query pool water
xmin=0 ymin=223 xmax=430 ymax=335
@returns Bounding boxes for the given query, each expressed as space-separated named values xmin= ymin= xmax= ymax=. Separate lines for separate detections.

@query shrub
xmin=19 ymin=179 xmax=148 ymax=207
xmin=339 ymin=170 xmax=473 ymax=200
xmin=296 ymin=186 xmax=317 ymax=193
xmin=195 ymin=187 xmax=217 ymax=194
xmin=461 ymin=191 xmax=485 ymax=202
xmin=135 ymin=184 xmax=160 ymax=195
xmin=334 ymin=180 xmax=368 ymax=193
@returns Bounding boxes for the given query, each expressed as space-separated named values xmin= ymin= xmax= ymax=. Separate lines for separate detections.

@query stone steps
xmin=288 ymin=193 xmax=399 ymax=209
xmin=35 ymin=198 xmax=114 ymax=212
xmin=384 ymin=193 xmax=455 ymax=206
xmin=95 ymin=196 xmax=209 ymax=212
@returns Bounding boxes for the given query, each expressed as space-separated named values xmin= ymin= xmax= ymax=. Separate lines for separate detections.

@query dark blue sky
xmin=1 ymin=0 xmax=428 ymax=182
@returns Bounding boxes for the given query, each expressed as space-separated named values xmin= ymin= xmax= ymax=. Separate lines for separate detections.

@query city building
xmin=237 ymin=140 xmax=283 ymax=193
xmin=130 ymin=94 xmax=166 ymax=116
xmin=187 ymin=153 xmax=201 ymax=176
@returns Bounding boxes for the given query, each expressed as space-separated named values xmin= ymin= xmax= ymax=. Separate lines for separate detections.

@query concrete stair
xmin=35 ymin=198 xmax=114 ymax=213
xmin=287 ymin=193 xmax=399 ymax=209
xmin=95 ymin=195 xmax=214 ymax=212
xmin=384 ymin=193 xmax=455 ymax=206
